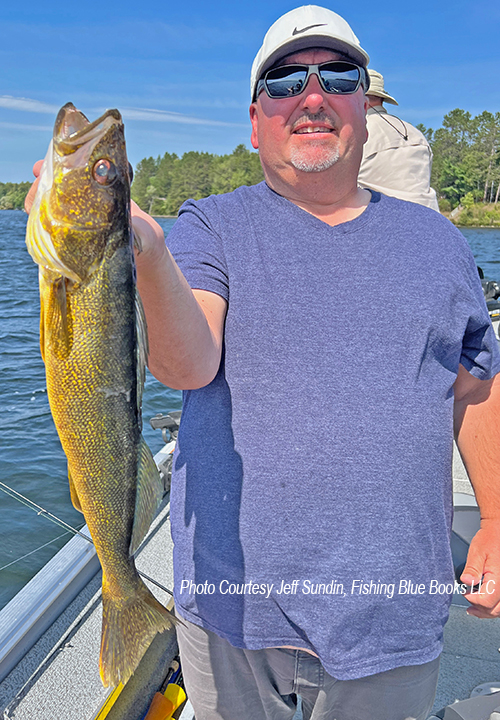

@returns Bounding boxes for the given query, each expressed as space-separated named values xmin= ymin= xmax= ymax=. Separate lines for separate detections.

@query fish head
xmin=27 ymin=103 xmax=133 ymax=283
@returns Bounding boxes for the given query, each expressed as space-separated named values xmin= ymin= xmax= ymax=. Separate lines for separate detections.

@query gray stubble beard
xmin=290 ymin=144 xmax=340 ymax=172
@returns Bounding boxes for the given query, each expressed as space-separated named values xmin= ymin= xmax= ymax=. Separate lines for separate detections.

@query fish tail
xmin=100 ymin=578 xmax=176 ymax=688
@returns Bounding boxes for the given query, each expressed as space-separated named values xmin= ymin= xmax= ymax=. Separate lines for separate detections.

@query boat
xmin=1 ymin=271 xmax=500 ymax=718
xmin=481 ymin=270 xmax=500 ymax=345
xmin=487 ymin=298 xmax=500 ymax=345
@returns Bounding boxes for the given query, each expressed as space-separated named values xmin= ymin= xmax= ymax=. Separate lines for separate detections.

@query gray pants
xmin=176 ymin=617 xmax=440 ymax=720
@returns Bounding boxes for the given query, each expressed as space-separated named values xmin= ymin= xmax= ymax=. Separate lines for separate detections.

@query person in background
xmin=358 ymin=68 xmax=440 ymax=210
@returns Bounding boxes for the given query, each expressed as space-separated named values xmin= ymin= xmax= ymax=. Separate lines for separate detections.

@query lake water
xmin=0 ymin=211 xmax=180 ymax=610
xmin=0 ymin=210 xmax=499 ymax=611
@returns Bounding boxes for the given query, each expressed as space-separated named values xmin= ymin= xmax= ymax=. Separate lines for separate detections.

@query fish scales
xmin=26 ymin=103 xmax=175 ymax=687
xmin=44 ymin=247 xmax=137 ymax=553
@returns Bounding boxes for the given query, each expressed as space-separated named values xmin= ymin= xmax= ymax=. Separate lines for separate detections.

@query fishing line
xmin=0 ymin=481 xmax=173 ymax=597
xmin=0 ymin=481 xmax=93 ymax=542
xmin=0 ymin=529 xmax=72 ymax=572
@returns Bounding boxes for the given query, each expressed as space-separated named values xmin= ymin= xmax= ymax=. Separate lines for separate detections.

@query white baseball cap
xmin=251 ymin=5 xmax=370 ymax=100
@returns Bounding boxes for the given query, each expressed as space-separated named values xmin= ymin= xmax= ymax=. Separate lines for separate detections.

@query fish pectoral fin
xmin=46 ymin=276 xmax=72 ymax=357
xmin=129 ymin=438 xmax=163 ymax=555
xmin=39 ymin=289 xmax=46 ymax=363
xmin=68 ymin=467 xmax=83 ymax=513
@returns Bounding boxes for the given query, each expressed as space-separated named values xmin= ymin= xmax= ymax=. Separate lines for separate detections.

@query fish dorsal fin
xmin=129 ymin=438 xmax=163 ymax=555
xmin=68 ymin=466 xmax=83 ymax=513
xmin=135 ymin=288 xmax=149 ymax=416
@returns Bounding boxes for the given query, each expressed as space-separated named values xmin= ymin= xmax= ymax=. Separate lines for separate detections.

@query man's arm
xmin=454 ymin=364 xmax=500 ymax=617
xmin=25 ymin=166 xmax=227 ymax=391
xmin=132 ymin=203 xmax=227 ymax=390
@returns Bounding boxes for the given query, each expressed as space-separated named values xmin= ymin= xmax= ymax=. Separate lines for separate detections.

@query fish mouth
xmin=54 ymin=103 xmax=123 ymax=155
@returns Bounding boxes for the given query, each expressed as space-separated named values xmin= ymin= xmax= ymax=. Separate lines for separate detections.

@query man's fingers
xmin=24 ymin=160 xmax=44 ymax=214
xmin=33 ymin=160 xmax=43 ymax=178
xmin=24 ymin=178 xmax=40 ymax=214
xmin=459 ymin=527 xmax=500 ymax=617
xmin=466 ymin=600 xmax=500 ymax=619
xmin=460 ymin=548 xmax=486 ymax=588
xmin=462 ymin=572 xmax=500 ymax=617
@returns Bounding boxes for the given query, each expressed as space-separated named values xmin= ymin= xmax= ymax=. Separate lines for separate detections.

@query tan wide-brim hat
xmin=367 ymin=69 xmax=398 ymax=105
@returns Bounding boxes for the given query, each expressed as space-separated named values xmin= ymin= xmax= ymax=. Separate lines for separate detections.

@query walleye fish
xmin=26 ymin=103 xmax=174 ymax=687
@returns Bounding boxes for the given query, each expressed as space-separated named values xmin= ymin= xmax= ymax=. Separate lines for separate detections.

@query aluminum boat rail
xmin=0 ymin=441 xmax=178 ymax=720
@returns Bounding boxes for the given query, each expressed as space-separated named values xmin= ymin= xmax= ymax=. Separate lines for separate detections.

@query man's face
xmin=249 ymin=48 xmax=368 ymax=185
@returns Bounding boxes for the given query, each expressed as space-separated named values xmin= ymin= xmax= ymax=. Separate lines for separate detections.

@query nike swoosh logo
xmin=292 ymin=23 xmax=327 ymax=35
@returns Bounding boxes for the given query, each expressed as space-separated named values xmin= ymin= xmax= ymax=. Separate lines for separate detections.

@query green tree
xmin=131 ymin=157 xmax=159 ymax=210
xmin=428 ymin=108 xmax=500 ymax=209
xmin=0 ymin=181 xmax=31 ymax=210
xmin=166 ymin=151 xmax=214 ymax=214
xmin=474 ymin=111 xmax=500 ymax=202
xmin=131 ymin=145 xmax=263 ymax=216
xmin=212 ymin=145 xmax=263 ymax=195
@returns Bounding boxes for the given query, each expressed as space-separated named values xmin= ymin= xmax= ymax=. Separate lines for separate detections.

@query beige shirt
xmin=358 ymin=106 xmax=439 ymax=211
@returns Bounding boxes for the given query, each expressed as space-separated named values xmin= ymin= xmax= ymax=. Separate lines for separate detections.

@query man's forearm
xmin=132 ymin=207 xmax=226 ymax=390
xmin=454 ymin=367 xmax=500 ymax=519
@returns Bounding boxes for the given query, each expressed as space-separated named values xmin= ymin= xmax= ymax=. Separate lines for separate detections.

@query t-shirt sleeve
xmin=459 ymin=247 xmax=500 ymax=380
xmin=166 ymin=197 xmax=229 ymax=301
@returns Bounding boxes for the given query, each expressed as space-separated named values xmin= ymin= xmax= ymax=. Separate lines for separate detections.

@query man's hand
xmin=454 ymin=365 xmax=500 ymax=618
xmin=461 ymin=518 xmax=500 ymax=618
xmin=24 ymin=160 xmax=44 ymax=214
xmin=130 ymin=200 xmax=167 ymax=262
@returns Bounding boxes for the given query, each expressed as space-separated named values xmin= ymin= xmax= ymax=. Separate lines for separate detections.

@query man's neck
xmin=265 ymin=170 xmax=371 ymax=227
xmin=367 ymin=105 xmax=388 ymax=116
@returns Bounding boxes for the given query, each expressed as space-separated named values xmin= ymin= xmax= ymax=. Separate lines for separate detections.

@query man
xmin=358 ymin=68 xmax=440 ymax=210
xmin=25 ymin=6 xmax=500 ymax=720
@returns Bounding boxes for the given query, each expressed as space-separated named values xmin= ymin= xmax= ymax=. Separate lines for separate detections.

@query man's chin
xmin=289 ymin=147 xmax=340 ymax=173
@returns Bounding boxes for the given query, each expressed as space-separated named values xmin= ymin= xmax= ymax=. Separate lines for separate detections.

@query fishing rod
xmin=0 ymin=481 xmax=173 ymax=597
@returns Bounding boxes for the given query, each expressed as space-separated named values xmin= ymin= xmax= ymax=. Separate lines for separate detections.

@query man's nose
xmin=300 ymin=73 xmax=327 ymax=113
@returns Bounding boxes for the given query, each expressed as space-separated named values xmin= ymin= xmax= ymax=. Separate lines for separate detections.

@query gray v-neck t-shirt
xmin=166 ymin=183 xmax=500 ymax=680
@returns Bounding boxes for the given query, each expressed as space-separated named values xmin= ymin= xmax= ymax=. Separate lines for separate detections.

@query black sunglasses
xmin=255 ymin=61 xmax=367 ymax=101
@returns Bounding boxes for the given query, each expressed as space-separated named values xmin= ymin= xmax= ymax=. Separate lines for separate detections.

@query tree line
xmin=133 ymin=108 xmax=500 ymax=219
xmin=2 ymin=109 xmax=499 ymax=220
xmin=418 ymin=109 xmax=500 ymax=215
xmin=0 ymin=182 xmax=31 ymax=210
xmin=131 ymin=144 xmax=264 ymax=216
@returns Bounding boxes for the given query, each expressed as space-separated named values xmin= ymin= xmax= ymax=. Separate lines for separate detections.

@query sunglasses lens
xmin=262 ymin=62 xmax=361 ymax=98
xmin=265 ymin=66 xmax=308 ymax=97
xmin=320 ymin=63 xmax=360 ymax=94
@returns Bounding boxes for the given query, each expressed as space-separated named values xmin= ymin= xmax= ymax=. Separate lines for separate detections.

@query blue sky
xmin=1 ymin=0 xmax=499 ymax=182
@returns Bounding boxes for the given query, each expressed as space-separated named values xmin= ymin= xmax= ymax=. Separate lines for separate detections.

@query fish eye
xmin=92 ymin=159 xmax=117 ymax=185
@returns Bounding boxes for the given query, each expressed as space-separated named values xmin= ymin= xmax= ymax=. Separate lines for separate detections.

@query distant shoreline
xmin=0 ymin=209 xmax=179 ymax=219
xmin=2 ymin=208 xmax=500 ymax=230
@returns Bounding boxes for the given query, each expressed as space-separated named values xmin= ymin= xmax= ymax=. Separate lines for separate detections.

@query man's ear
xmin=363 ymin=96 xmax=369 ymax=144
xmin=249 ymin=104 xmax=259 ymax=150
